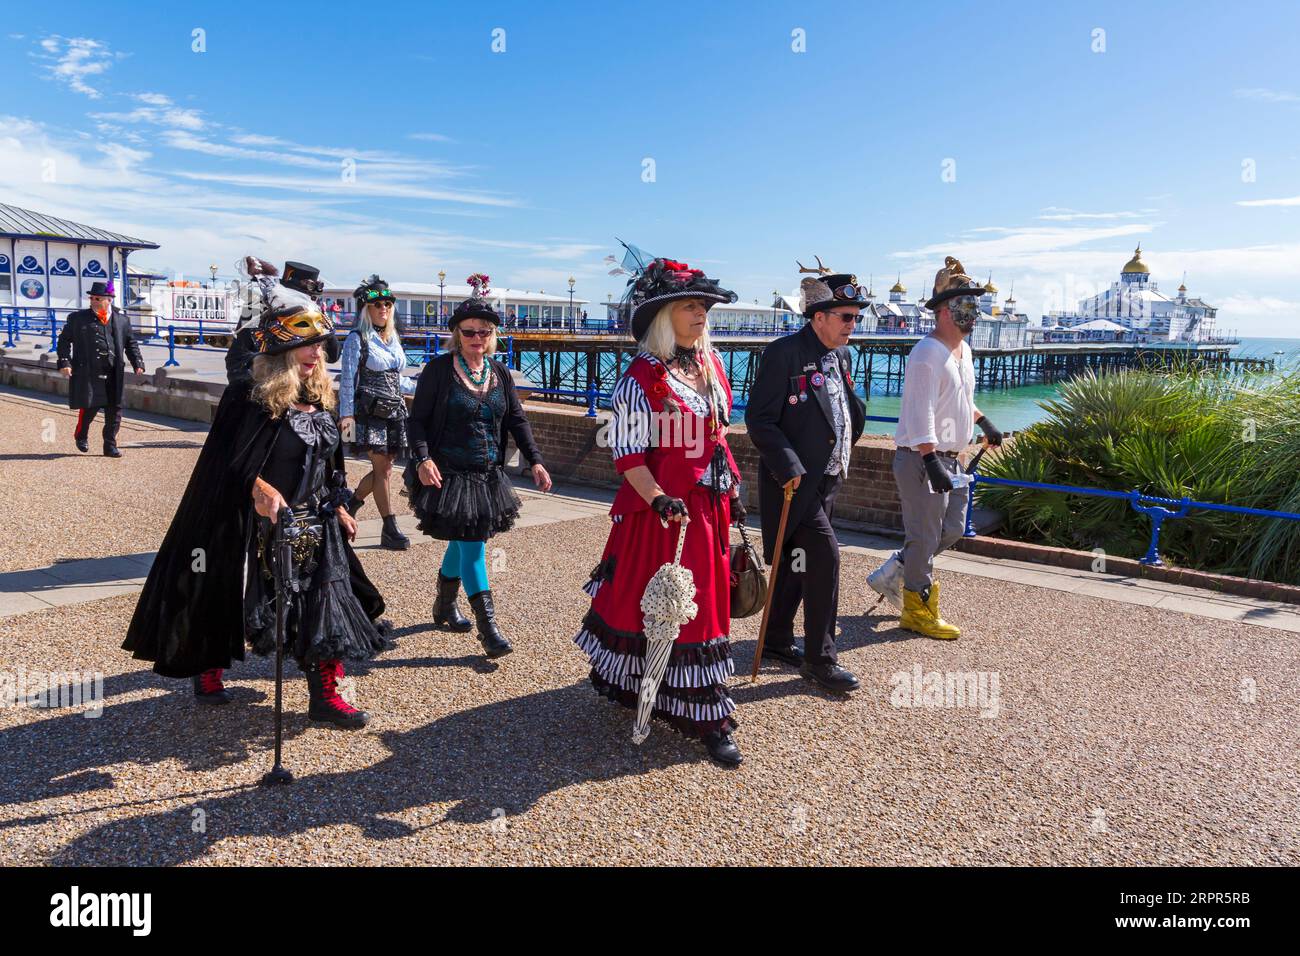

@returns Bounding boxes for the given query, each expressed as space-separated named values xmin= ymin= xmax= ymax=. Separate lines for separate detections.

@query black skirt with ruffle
xmin=407 ymin=464 xmax=522 ymax=542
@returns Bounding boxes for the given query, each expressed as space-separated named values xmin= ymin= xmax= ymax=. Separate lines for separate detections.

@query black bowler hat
xmin=925 ymin=256 xmax=985 ymax=310
xmin=88 ymin=280 xmax=115 ymax=297
xmin=799 ymin=263 xmax=867 ymax=319
xmin=282 ymin=261 xmax=324 ymax=298
xmin=450 ymin=297 xmax=500 ymax=328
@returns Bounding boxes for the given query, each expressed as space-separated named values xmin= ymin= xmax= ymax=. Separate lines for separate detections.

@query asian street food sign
xmin=170 ymin=288 xmax=235 ymax=327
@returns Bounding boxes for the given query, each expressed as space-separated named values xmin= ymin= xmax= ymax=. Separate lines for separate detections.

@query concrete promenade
xmin=1 ymin=386 xmax=1298 ymax=865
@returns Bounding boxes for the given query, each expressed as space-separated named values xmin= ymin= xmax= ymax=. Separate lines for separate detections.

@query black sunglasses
xmin=459 ymin=328 xmax=493 ymax=339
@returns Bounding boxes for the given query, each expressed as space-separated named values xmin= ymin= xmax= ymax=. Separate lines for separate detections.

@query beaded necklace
xmin=457 ymin=351 xmax=490 ymax=388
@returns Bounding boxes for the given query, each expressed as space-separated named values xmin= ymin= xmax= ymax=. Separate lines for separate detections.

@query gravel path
xmin=2 ymin=391 xmax=1297 ymax=865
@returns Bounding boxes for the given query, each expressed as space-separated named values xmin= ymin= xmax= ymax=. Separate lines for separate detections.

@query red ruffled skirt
xmin=573 ymin=484 xmax=736 ymax=738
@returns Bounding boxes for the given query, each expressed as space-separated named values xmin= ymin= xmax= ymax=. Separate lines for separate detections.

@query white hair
xmin=641 ymin=301 xmax=725 ymax=413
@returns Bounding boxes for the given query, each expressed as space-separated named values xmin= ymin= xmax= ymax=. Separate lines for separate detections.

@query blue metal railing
xmin=861 ymin=413 xmax=1300 ymax=567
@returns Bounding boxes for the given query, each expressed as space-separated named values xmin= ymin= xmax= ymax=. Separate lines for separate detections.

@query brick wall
xmin=514 ymin=399 xmax=917 ymax=534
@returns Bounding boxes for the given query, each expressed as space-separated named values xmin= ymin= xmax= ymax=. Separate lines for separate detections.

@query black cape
xmin=122 ymin=379 xmax=384 ymax=678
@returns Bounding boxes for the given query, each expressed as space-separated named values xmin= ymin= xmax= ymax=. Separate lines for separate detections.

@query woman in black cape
xmin=123 ymin=269 xmax=387 ymax=728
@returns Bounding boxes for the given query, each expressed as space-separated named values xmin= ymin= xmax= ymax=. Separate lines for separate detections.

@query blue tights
xmin=440 ymin=540 xmax=489 ymax=596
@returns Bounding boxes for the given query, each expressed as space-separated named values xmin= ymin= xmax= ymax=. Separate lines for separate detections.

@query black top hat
xmin=924 ymin=256 xmax=985 ymax=310
xmin=87 ymin=280 xmax=115 ymax=298
xmin=353 ymin=274 xmax=395 ymax=311
xmin=799 ymin=269 xmax=867 ymax=319
xmin=282 ymin=261 xmax=324 ymax=298
xmin=450 ymin=297 xmax=500 ymax=328
xmin=624 ymin=257 xmax=735 ymax=340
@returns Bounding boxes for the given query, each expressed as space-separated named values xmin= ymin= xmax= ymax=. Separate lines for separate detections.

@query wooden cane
xmin=751 ymin=478 xmax=797 ymax=682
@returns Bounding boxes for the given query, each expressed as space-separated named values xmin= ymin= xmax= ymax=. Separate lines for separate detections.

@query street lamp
xmin=437 ymin=270 xmax=446 ymax=326
xmin=568 ymin=276 xmax=576 ymax=328
xmin=209 ymin=264 xmax=218 ymax=288
xmin=773 ymin=290 xmax=781 ymax=334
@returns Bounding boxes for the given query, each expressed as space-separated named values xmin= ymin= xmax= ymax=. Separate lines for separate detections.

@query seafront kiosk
xmin=0 ymin=203 xmax=159 ymax=325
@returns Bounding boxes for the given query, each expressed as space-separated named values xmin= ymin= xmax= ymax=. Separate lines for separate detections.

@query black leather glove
xmin=923 ymin=452 xmax=954 ymax=494
xmin=650 ymin=494 xmax=687 ymax=522
xmin=975 ymin=415 xmax=1004 ymax=447
xmin=730 ymin=494 xmax=747 ymax=525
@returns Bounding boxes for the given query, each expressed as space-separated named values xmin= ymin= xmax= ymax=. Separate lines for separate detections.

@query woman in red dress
xmin=574 ymin=257 xmax=747 ymax=766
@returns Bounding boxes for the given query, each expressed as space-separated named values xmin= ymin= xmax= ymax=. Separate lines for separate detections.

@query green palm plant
xmin=976 ymin=369 xmax=1300 ymax=583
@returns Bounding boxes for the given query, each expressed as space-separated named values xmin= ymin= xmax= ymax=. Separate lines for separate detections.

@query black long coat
xmin=55 ymin=307 xmax=144 ymax=409
xmin=122 ymin=379 xmax=384 ymax=678
xmin=745 ymin=323 xmax=867 ymax=562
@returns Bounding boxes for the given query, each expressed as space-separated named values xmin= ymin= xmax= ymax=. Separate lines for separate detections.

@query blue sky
xmin=3 ymin=0 xmax=1299 ymax=333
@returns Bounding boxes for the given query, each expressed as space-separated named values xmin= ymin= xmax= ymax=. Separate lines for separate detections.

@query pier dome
xmin=889 ymin=277 xmax=906 ymax=294
xmin=1121 ymin=245 xmax=1149 ymax=275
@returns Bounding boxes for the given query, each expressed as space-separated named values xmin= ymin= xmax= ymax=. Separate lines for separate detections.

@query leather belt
xmin=904 ymin=447 xmax=960 ymax=458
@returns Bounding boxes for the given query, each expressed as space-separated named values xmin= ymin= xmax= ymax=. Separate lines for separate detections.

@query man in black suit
xmin=57 ymin=281 xmax=145 ymax=457
xmin=746 ymin=264 xmax=867 ymax=692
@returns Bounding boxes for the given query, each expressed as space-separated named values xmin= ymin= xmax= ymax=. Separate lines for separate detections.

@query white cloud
xmin=408 ymin=132 xmax=453 ymax=143
xmin=1236 ymin=195 xmax=1300 ymax=207
xmin=34 ymin=35 xmax=118 ymax=98
xmin=1037 ymin=207 xmax=1151 ymax=221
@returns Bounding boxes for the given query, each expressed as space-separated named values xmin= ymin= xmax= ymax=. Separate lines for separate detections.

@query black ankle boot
xmin=380 ymin=514 xmax=410 ymax=550
xmin=468 ymin=590 xmax=513 ymax=658
xmin=433 ymin=573 xmax=473 ymax=632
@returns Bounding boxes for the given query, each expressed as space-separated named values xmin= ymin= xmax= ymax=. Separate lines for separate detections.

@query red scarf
xmin=94 ymin=307 xmax=110 ymax=325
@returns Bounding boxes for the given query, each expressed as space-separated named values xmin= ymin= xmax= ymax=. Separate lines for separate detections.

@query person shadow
xmin=31 ymin=674 xmax=704 ymax=865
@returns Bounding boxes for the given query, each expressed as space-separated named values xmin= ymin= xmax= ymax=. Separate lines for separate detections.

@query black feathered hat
xmin=623 ymin=257 xmax=736 ymax=340
xmin=239 ymin=257 xmax=335 ymax=356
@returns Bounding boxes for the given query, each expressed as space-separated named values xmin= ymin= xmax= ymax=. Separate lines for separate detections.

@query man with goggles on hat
xmin=867 ymin=257 xmax=1003 ymax=640
xmin=746 ymin=261 xmax=868 ymax=694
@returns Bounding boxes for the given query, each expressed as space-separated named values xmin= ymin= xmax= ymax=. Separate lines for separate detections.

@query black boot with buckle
xmin=433 ymin=573 xmax=473 ymax=632
xmin=468 ymin=590 xmax=513 ymax=658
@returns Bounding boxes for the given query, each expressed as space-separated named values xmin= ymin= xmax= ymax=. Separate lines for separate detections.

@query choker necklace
xmin=457 ymin=352 xmax=489 ymax=387
xmin=673 ymin=344 xmax=701 ymax=373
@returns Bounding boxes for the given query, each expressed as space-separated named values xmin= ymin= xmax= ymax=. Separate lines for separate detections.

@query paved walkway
xmin=3 ymin=383 xmax=1297 ymax=631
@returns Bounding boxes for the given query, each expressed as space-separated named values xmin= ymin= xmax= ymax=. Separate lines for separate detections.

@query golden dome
xmin=1121 ymin=244 xmax=1149 ymax=274
xmin=983 ymin=274 xmax=998 ymax=294
xmin=890 ymin=275 xmax=906 ymax=294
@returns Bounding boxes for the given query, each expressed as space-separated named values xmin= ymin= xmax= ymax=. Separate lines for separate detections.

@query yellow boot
xmin=900 ymin=587 xmax=961 ymax=640
xmin=924 ymin=582 xmax=961 ymax=639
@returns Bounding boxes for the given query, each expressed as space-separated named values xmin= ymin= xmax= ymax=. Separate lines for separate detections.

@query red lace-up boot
xmin=192 ymin=668 xmax=231 ymax=705
xmin=305 ymin=658 xmax=370 ymax=729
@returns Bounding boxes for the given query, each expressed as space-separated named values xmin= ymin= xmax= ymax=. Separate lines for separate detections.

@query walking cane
xmin=261 ymin=506 xmax=295 ymax=787
xmin=751 ymin=478 xmax=797 ymax=682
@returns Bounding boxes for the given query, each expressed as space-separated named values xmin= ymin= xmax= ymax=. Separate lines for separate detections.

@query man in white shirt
xmin=867 ymin=257 xmax=1003 ymax=639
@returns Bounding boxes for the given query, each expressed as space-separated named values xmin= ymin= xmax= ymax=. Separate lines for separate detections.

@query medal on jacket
xmin=811 ymin=372 xmax=824 ymax=388
xmin=797 ymin=375 xmax=808 ymax=402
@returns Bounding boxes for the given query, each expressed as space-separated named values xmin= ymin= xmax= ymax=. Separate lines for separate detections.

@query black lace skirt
xmin=245 ymin=514 xmax=390 ymax=664
xmin=407 ymin=464 xmax=521 ymax=542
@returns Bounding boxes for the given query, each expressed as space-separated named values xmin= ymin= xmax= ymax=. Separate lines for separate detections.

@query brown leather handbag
xmin=729 ymin=521 xmax=767 ymax=619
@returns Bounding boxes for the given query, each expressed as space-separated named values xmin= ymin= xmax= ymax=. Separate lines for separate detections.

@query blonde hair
xmin=642 ymin=301 xmax=723 ymax=407
xmin=251 ymin=347 xmax=337 ymax=419
xmin=359 ymin=300 xmax=397 ymax=344
xmin=451 ymin=323 xmax=498 ymax=356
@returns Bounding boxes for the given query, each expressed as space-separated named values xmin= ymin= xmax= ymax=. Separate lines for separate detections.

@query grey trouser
xmin=891 ymin=448 xmax=969 ymax=593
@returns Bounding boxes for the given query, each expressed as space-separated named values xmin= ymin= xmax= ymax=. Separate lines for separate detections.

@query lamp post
xmin=773 ymin=290 xmax=781 ymax=333
xmin=437 ymin=270 xmax=446 ymax=327
xmin=568 ymin=276 xmax=576 ymax=329
xmin=209 ymin=264 xmax=218 ymax=288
